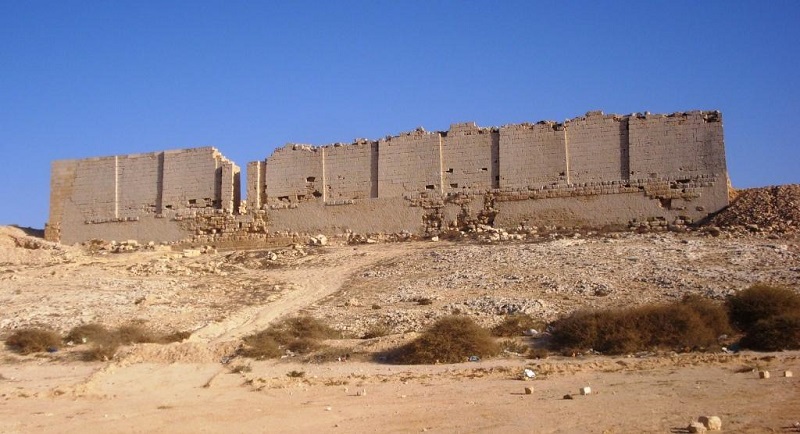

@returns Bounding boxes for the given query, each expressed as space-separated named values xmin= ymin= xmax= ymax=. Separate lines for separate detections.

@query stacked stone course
xmin=46 ymin=110 xmax=729 ymax=244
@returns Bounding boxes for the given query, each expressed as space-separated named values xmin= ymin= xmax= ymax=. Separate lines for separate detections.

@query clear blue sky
xmin=1 ymin=1 xmax=799 ymax=228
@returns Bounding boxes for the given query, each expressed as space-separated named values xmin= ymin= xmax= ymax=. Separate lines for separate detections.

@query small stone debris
xmin=687 ymin=421 xmax=708 ymax=433
xmin=356 ymin=389 xmax=367 ymax=397
xmin=325 ymin=406 xmax=332 ymax=411
xmin=562 ymin=394 xmax=573 ymax=400
xmin=523 ymin=368 xmax=536 ymax=379
xmin=699 ymin=415 xmax=722 ymax=431
xmin=182 ymin=249 xmax=201 ymax=258
xmin=579 ymin=386 xmax=592 ymax=395
xmin=524 ymin=387 xmax=533 ymax=395
xmin=785 ymin=370 xmax=793 ymax=378
xmin=759 ymin=371 xmax=770 ymax=379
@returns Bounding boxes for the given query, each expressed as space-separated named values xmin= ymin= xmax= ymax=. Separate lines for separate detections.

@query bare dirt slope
xmin=1 ymin=223 xmax=799 ymax=433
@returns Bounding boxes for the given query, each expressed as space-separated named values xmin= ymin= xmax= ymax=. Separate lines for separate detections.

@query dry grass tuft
xmin=362 ymin=323 xmax=392 ymax=339
xmin=491 ymin=314 xmax=544 ymax=337
xmin=241 ymin=316 xmax=340 ymax=360
xmin=382 ymin=316 xmax=500 ymax=364
xmin=66 ymin=323 xmax=193 ymax=361
xmin=5 ymin=328 xmax=61 ymax=355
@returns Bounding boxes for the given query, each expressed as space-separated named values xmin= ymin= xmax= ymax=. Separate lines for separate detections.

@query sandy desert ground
xmin=1 ymin=190 xmax=800 ymax=433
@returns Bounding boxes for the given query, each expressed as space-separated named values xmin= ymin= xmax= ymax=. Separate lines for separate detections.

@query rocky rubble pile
xmin=708 ymin=185 xmax=800 ymax=235
xmin=0 ymin=226 xmax=76 ymax=265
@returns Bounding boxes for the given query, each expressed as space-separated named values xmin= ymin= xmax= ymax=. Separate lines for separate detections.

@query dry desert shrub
xmin=241 ymin=316 xmax=340 ymax=359
xmin=491 ymin=313 xmax=544 ymax=337
xmin=382 ymin=316 xmax=500 ymax=364
xmin=550 ymin=296 xmax=731 ymax=355
xmin=739 ymin=313 xmax=800 ymax=351
xmin=729 ymin=284 xmax=800 ymax=351
xmin=67 ymin=323 xmax=192 ymax=361
xmin=5 ymin=328 xmax=61 ymax=355
xmin=728 ymin=284 xmax=800 ymax=330
xmin=240 ymin=332 xmax=282 ymax=359
xmin=65 ymin=323 xmax=110 ymax=344
xmin=362 ymin=323 xmax=392 ymax=339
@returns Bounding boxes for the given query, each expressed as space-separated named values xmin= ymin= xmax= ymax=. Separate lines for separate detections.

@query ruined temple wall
xmin=66 ymin=157 xmax=117 ymax=221
xmin=565 ymin=112 xmax=629 ymax=183
xmin=263 ymin=145 xmax=323 ymax=202
xmin=493 ymin=189 xmax=696 ymax=229
xmin=246 ymin=161 xmax=265 ymax=210
xmin=117 ymin=153 xmax=162 ymax=219
xmin=220 ymin=160 xmax=241 ymax=212
xmin=498 ymin=123 xmax=568 ymax=189
xmin=324 ymin=141 xmax=377 ymax=200
xmin=266 ymin=199 xmax=423 ymax=234
xmin=377 ymin=131 xmax=443 ymax=197
xmin=47 ymin=147 xmax=238 ymax=243
xmin=629 ymin=111 xmax=726 ymax=180
xmin=161 ymin=147 xmax=230 ymax=210
xmin=441 ymin=122 xmax=498 ymax=192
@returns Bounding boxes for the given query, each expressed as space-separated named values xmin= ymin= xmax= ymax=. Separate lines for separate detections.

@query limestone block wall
xmin=161 ymin=147 xmax=239 ymax=211
xmin=629 ymin=111 xmax=725 ymax=180
xmin=324 ymin=140 xmax=378 ymax=201
xmin=118 ymin=153 xmax=162 ymax=218
xmin=377 ymin=130 xmax=443 ymax=197
xmin=441 ymin=122 xmax=498 ymax=193
xmin=263 ymin=145 xmax=323 ymax=202
xmin=498 ymin=122 xmax=567 ymax=189
xmin=46 ymin=147 xmax=240 ymax=243
xmin=246 ymin=161 xmax=265 ymax=210
xmin=565 ymin=112 xmax=629 ymax=183
xmin=48 ymin=109 xmax=729 ymax=244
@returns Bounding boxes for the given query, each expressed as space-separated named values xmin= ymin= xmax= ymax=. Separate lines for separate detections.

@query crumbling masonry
xmin=45 ymin=110 xmax=729 ymax=244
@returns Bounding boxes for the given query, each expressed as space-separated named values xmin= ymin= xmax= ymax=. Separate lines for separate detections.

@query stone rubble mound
xmin=0 ymin=225 xmax=77 ymax=265
xmin=708 ymin=184 xmax=800 ymax=235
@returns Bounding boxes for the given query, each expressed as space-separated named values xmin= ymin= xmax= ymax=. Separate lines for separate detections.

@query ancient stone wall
xmin=441 ymin=122 xmax=498 ymax=193
xmin=498 ymin=122 xmax=567 ymax=189
xmin=47 ymin=110 xmax=729 ymax=245
xmin=46 ymin=147 xmax=240 ymax=244
xmin=377 ymin=130 xmax=443 ymax=198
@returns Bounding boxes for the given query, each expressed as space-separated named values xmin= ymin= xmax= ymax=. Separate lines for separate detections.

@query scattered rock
xmin=699 ymin=416 xmax=722 ymax=431
xmin=524 ymin=387 xmax=533 ymax=395
xmin=579 ymin=386 xmax=591 ymax=395
xmin=688 ymin=421 xmax=708 ymax=433
xmin=759 ymin=371 xmax=770 ymax=379
xmin=785 ymin=370 xmax=793 ymax=378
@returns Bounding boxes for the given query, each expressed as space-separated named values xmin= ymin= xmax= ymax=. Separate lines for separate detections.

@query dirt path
xmin=192 ymin=243 xmax=427 ymax=343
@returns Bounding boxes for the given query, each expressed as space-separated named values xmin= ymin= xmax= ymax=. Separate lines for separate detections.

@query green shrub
xmin=491 ymin=314 xmax=543 ymax=337
xmin=550 ymin=297 xmax=731 ymax=355
xmin=728 ymin=284 xmax=800 ymax=331
xmin=5 ymin=328 xmax=61 ymax=355
xmin=383 ymin=316 xmax=500 ymax=364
